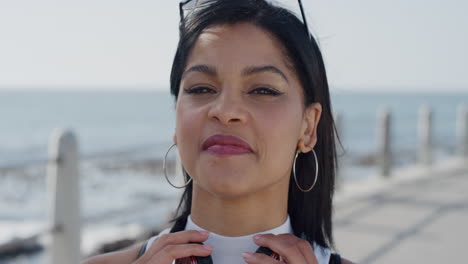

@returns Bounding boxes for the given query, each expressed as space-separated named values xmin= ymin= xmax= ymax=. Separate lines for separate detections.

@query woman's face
xmin=175 ymin=22 xmax=321 ymax=198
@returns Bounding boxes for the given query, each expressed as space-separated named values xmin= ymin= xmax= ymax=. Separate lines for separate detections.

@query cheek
xmin=256 ymin=103 xmax=302 ymax=177
xmin=262 ymin=100 xmax=302 ymax=140
xmin=176 ymin=97 xmax=207 ymax=134
xmin=175 ymin=102 xmax=204 ymax=166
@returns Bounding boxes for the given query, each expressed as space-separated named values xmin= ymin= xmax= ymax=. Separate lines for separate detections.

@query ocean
xmin=1 ymin=90 xmax=466 ymax=166
xmin=0 ymin=90 xmax=466 ymax=263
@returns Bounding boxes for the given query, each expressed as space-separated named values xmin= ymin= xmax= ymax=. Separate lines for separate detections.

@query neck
xmin=190 ymin=180 xmax=289 ymax=237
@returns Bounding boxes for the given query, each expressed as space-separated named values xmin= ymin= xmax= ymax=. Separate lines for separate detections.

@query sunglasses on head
xmin=178 ymin=0 xmax=312 ymax=40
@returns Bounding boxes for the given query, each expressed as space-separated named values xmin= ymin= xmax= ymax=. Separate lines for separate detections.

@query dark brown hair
xmin=169 ymin=0 xmax=338 ymax=249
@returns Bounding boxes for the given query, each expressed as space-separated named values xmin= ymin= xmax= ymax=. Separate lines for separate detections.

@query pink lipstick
xmin=202 ymin=134 xmax=253 ymax=156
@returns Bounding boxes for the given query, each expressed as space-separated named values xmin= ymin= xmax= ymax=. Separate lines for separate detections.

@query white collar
xmin=148 ymin=215 xmax=331 ymax=264
xmin=187 ymin=214 xmax=292 ymax=263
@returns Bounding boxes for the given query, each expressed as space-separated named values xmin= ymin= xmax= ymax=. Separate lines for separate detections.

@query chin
xmin=197 ymin=172 xmax=256 ymax=198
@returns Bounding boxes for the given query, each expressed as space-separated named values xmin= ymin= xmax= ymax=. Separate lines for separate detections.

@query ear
xmin=297 ymin=103 xmax=322 ymax=153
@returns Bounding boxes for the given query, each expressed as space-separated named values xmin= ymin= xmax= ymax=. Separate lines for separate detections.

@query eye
xmin=250 ymin=87 xmax=283 ymax=96
xmin=184 ymin=86 xmax=216 ymax=94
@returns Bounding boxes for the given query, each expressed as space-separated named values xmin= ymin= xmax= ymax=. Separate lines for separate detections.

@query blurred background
xmin=0 ymin=0 xmax=467 ymax=263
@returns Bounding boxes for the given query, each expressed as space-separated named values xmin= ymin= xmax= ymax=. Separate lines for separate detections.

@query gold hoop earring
xmin=163 ymin=143 xmax=192 ymax=189
xmin=293 ymin=149 xmax=318 ymax=192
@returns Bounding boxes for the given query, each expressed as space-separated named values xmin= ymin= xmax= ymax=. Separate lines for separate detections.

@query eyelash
xmin=252 ymin=87 xmax=283 ymax=96
xmin=184 ymin=86 xmax=283 ymax=96
xmin=184 ymin=86 xmax=216 ymax=95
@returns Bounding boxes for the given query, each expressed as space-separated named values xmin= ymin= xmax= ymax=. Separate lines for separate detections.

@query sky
xmin=0 ymin=0 xmax=467 ymax=92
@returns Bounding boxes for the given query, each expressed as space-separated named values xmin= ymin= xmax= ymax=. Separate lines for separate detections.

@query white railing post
xmin=418 ymin=105 xmax=433 ymax=166
xmin=456 ymin=104 xmax=468 ymax=158
xmin=377 ymin=108 xmax=392 ymax=177
xmin=47 ymin=129 xmax=80 ymax=264
xmin=334 ymin=111 xmax=344 ymax=189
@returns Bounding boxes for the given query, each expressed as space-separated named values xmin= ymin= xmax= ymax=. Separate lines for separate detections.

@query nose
xmin=207 ymin=89 xmax=248 ymax=125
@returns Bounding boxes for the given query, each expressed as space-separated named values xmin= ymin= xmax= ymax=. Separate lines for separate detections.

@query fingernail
xmin=203 ymin=244 xmax=213 ymax=250
xmin=253 ymin=234 xmax=262 ymax=241
xmin=242 ymin=252 xmax=254 ymax=260
xmin=199 ymin=230 xmax=210 ymax=236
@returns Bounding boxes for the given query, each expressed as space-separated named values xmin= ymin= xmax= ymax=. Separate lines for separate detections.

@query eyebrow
xmin=182 ymin=64 xmax=289 ymax=83
xmin=242 ymin=65 xmax=289 ymax=83
xmin=182 ymin=64 xmax=217 ymax=79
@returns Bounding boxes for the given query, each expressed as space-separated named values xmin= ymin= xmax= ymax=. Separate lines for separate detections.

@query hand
xmin=242 ymin=233 xmax=318 ymax=264
xmin=133 ymin=230 xmax=213 ymax=264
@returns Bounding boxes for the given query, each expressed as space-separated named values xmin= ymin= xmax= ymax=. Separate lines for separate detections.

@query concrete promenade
xmin=333 ymin=158 xmax=468 ymax=263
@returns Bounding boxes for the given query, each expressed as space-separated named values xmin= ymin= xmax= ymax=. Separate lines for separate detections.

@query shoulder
xmin=341 ymin=257 xmax=355 ymax=264
xmin=329 ymin=252 xmax=355 ymax=264
xmin=82 ymin=228 xmax=172 ymax=264
xmin=81 ymin=243 xmax=141 ymax=264
xmin=333 ymin=255 xmax=355 ymax=264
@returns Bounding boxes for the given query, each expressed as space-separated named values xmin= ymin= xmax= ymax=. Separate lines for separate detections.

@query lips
xmin=202 ymin=134 xmax=253 ymax=155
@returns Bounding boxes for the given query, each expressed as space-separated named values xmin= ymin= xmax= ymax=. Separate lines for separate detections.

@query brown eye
xmin=250 ymin=87 xmax=283 ymax=96
xmin=184 ymin=86 xmax=216 ymax=94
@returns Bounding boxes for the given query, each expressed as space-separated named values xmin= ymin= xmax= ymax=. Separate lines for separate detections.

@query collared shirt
xmin=146 ymin=214 xmax=331 ymax=264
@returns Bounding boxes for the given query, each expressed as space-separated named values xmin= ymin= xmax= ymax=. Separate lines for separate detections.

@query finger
xmin=242 ymin=252 xmax=283 ymax=264
xmin=264 ymin=233 xmax=317 ymax=263
xmin=253 ymin=233 xmax=306 ymax=264
xmin=295 ymin=240 xmax=318 ymax=264
xmin=148 ymin=243 xmax=213 ymax=264
xmin=147 ymin=230 xmax=210 ymax=255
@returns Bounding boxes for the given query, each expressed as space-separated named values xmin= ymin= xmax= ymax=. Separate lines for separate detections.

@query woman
xmin=85 ymin=0 xmax=353 ymax=263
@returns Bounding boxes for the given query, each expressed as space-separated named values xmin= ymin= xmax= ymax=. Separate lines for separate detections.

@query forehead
xmin=187 ymin=22 xmax=292 ymax=71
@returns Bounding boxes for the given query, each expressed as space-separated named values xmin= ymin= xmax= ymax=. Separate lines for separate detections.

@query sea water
xmin=0 ymin=89 xmax=466 ymax=263
xmin=1 ymin=90 xmax=466 ymax=167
